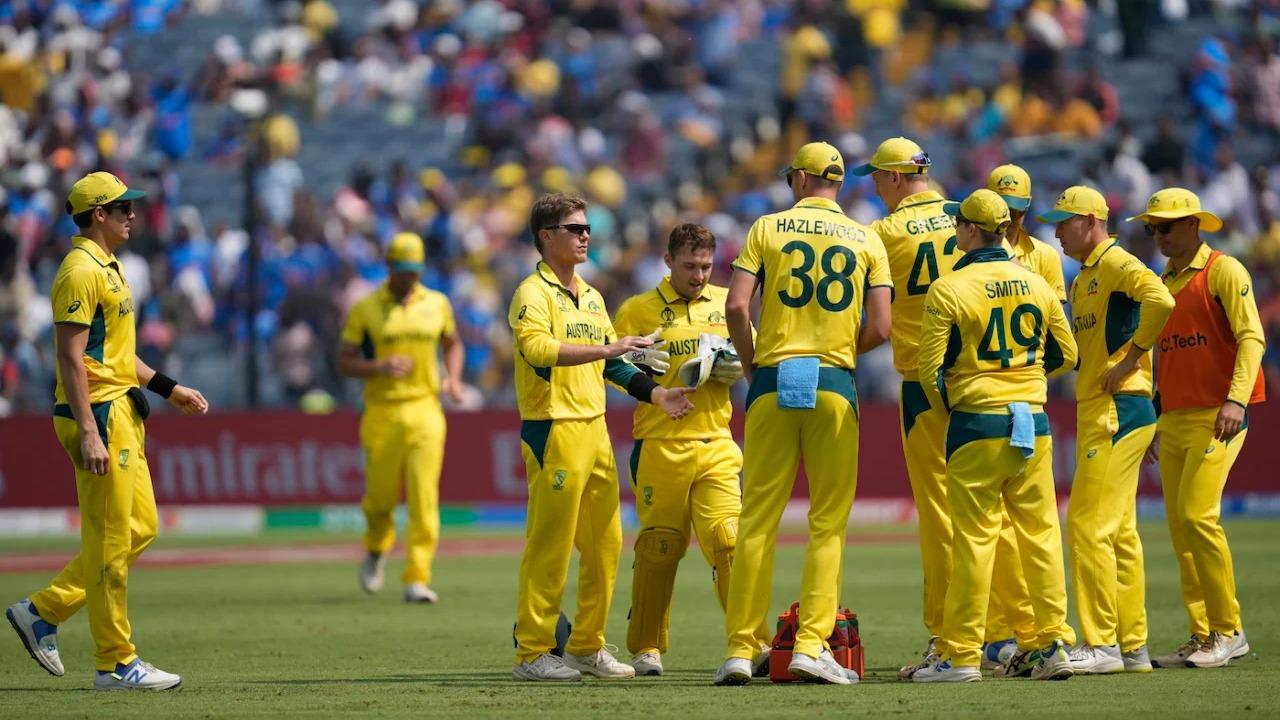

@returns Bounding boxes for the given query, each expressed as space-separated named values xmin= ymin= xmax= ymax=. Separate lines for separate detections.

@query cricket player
xmin=613 ymin=223 xmax=769 ymax=676
xmin=1133 ymin=188 xmax=1265 ymax=668
xmin=715 ymin=141 xmax=893 ymax=686
xmin=914 ymin=189 xmax=1077 ymax=683
xmin=510 ymin=193 xmax=694 ymax=682
xmin=857 ymin=139 xmax=1033 ymax=676
xmin=1044 ymin=186 xmax=1174 ymax=674
xmin=338 ymin=232 xmax=464 ymax=603
xmin=6 ymin=172 xmax=208 ymax=690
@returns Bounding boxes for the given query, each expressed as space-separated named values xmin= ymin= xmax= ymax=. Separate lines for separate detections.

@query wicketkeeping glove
xmin=708 ymin=347 xmax=743 ymax=384
xmin=625 ymin=329 xmax=670 ymax=376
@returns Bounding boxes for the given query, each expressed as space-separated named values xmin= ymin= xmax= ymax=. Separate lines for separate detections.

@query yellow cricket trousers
xmin=627 ymin=437 xmax=769 ymax=654
xmin=725 ymin=367 xmax=859 ymax=660
xmin=900 ymin=381 xmax=1038 ymax=646
xmin=360 ymin=396 xmax=446 ymax=586
xmin=940 ymin=410 xmax=1073 ymax=668
xmin=1158 ymin=406 xmax=1247 ymax=638
xmin=1068 ymin=395 xmax=1153 ymax=650
xmin=514 ymin=416 xmax=622 ymax=663
xmin=34 ymin=396 xmax=157 ymax=671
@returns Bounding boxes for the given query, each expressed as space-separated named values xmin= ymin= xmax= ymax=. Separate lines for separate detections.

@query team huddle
xmin=4 ymin=132 xmax=1264 ymax=688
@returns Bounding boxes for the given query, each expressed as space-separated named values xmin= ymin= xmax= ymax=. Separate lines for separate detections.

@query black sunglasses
xmin=101 ymin=200 xmax=133 ymax=215
xmin=544 ymin=223 xmax=591 ymax=236
xmin=1143 ymin=219 xmax=1180 ymax=236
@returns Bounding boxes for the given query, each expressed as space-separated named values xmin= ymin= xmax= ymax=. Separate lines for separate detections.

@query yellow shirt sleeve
xmin=918 ymin=280 xmax=957 ymax=410
xmin=613 ymin=297 xmax=639 ymax=339
xmin=1041 ymin=246 xmax=1067 ymax=303
xmin=732 ymin=217 xmax=767 ymax=275
xmin=339 ymin=299 xmax=366 ymax=346
xmin=1042 ymin=290 xmax=1078 ymax=379
xmin=1209 ymin=256 xmax=1267 ymax=404
xmin=51 ymin=264 xmax=100 ymax=326
xmin=865 ymin=231 xmax=893 ymax=289
xmin=438 ymin=293 xmax=457 ymax=338
xmin=509 ymin=282 xmax=560 ymax=368
xmin=1124 ymin=259 xmax=1175 ymax=351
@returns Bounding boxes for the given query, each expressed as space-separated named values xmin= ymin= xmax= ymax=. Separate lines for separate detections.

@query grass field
xmin=1 ymin=521 xmax=1275 ymax=718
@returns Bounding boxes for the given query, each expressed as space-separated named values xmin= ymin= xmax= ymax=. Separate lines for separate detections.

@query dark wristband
xmin=147 ymin=372 xmax=177 ymax=399
xmin=627 ymin=372 xmax=659 ymax=403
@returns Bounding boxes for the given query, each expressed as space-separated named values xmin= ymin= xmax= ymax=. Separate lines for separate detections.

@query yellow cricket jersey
xmin=51 ymin=236 xmax=138 ymax=405
xmin=1160 ymin=243 xmax=1266 ymax=405
xmin=732 ymin=196 xmax=892 ymax=369
xmin=918 ymin=247 xmax=1077 ymax=412
xmin=870 ymin=190 xmax=959 ymax=377
xmin=509 ymin=261 xmax=643 ymax=421
xmin=1070 ymin=238 xmax=1174 ymax=402
xmin=340 ymin=282 xmax=455 ymax=405
xmin=614 ymin=278 xmax=733 ymax=441
xmin=1005 ymin=227 xmax=1067 ymax=302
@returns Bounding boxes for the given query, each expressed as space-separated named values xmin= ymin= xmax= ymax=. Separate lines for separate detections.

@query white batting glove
xmin=708 ymin=348 xmax=743 ymax=384
xmin=625 ymin=329 xmax=671 ymax=376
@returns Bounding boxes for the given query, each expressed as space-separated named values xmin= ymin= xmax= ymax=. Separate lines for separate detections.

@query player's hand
xmin=80 ymin=431 xmax=109 ymax=475
xmin=382 ymin=355 xmax=413 ymax=379
xmin=605 ymin=334 xmax=654 ymax=359
xmin=709 ymin=349 xmax=743 ymax=384
xmin=1101 ymin=354 xmax=1140 ymax=395
xmin=623 ymin=330 xmax=670 ymax=375
xmin=652 ymin=386 xmax=694 ymax=420
xmin=1143 ymin=433 xmax=1160 ymax=466
xmin=1214 ymin=401 xmax=1245 ymax=442
xmin=442 ymin=377 xmax=465 ymax=405
xmin=169 ymin=385 xmax=209 ymax=415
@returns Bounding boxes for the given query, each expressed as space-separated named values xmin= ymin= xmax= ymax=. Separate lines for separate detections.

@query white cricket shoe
xmin=714 ymin=657 xmax=753 ymax=685
xmin=513 ymin=653 xmax=581 ymax=682
xmin=6 ymin=599 xmax=63 ymax=677
xmin=788 ymin=648 xmax=855 ymax=685
xmin=911 ymin=657 xmax=982 ymax=683
xmin=93 ymin=659 xmax=182 ymax=691
xmin=1030 ymin=640 xmax=1073 ymax=681
xmin=899 ymin=636 xmax=938 ymax=680
xmin=751 ymin=646 xmax=771 ymax=677
xmin=1152 ymin=636 xmax=1202 ymax=668
xmin=562 ymin=646 xmax=635 ymax=679
xmin=1123 ymin=646 xmax=1153 ymax=673
xmin=632 ymin=651 xmax=663 ymax=676
xmin=981 ymin=638 xmax=1018 ymax=673
xmin=1187 ymin=631 xmax=1249 ymax=668
xmin=1067 ymin=644 xmax=1124 ymax=674
xmin=358 ymin=554 xmax=385 ymax=594
xmin=403 ymin=584 xmax=438 ymax=604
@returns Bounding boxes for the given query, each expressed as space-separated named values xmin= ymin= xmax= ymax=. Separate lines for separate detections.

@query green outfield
xmin=1 ymin=521 xmax=1275 ymax=718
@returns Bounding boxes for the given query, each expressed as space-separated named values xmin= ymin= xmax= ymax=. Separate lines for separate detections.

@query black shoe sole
xmin=7 ymin=610 xmax=60 ymax=677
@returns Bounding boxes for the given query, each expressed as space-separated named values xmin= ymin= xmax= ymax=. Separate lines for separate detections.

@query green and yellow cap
xmin=386 ymin=232 xmax=425 ymax=272
xmin=1037 ymin=185 xmax=1108 ymax=224
xmin=944 ymin=189 xmax=1011 ymax=233
xmin=65 ymin=171 xmax=145 ymax=215
xmin=1126 ymin=187 xmax=1222 ymax=232
xmin=851 ymin=136 xmax=930 ymax=176
xmin=987 ymin=164 xmax=1032 ymax=212
xmin=778 ymin=141 xmax=845 ymax=181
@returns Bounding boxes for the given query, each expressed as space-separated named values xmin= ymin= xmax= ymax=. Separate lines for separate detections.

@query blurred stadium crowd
xmin=2 ymin=0 xmax=1280 ymax=413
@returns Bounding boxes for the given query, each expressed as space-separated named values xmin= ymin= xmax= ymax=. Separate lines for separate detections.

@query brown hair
xmin=529 ymin=192 xmax=588 ymax=252
xmin=667 ymin=223 xmax=716 ymax=258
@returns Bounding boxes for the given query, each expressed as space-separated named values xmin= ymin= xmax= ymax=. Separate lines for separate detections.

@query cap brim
xmin=998 ymin=194 xmax=1031 ymax=212
xmin=850 ymin=163 xmax=876 ymax=177
xmin=1036 ymin=209 xmax=1078 ymax=224
xmin=117 ymin=188 xmax=146 ymax=201
xmin=1128 ymin=210 xmax=1223 ymax=232
xmin=942 ymin=201 xmax=961 ymax=216
xmin=777 ymin=164 xmax=796 ymax=177
xmin=389 ymin=261 xmax=424 ymax=272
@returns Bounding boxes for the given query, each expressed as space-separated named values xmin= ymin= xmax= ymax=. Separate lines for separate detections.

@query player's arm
xmin=55 ymin=323 xmax=108 ymax=475
xmin=917 ymin=283 xmax=955 ymax=411
xmin=135 ymin=355 xmax=208 ymax=415
xmin=439 ymin=296 xmax=465 ymax=403
xmin=857 ymin=232 xmax=894 ymax=354
xmin=1101 ymin=261 xmax=1175 ymax=394
xmin=1210 ymin=257 xmax=1267 ymax=439
xmin=725 ymin=268 xmax=758 ymax=381
xmin=1041 ymin=290 xmax=1078 ymax=380
xmin=1043 ymin=246 xmax=1068 ymax=304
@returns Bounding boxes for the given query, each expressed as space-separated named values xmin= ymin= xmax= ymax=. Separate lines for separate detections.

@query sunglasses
xmin=544 ymin=223 xmax=591 ymax=236
xmin=101 ymin=200 xmax=133 ymax=216
xmin=1143 ymin=219 xmax=1180 ymax=236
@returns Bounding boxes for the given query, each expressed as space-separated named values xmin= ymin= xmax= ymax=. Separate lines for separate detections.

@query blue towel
xmin=1008 ymin=402 xmax=1036 ymax=459
xmin=777 ymin=357 xmax=820 ymax=409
